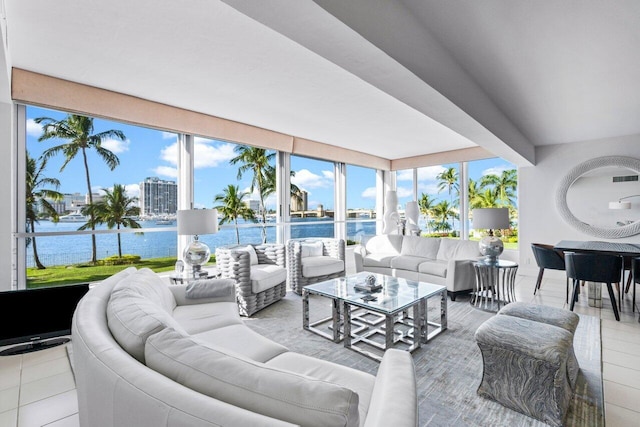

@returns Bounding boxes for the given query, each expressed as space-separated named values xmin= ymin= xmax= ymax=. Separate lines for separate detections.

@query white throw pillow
xmin=239 ymin=245 xmax=259 ymax=265
xmin=300 ymin=241 xmax=324 ymax=258
xmin=145 ymin=328 xmax=360 ymax=427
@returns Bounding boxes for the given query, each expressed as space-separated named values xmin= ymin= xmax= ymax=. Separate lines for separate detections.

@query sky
xmin=25 ymin=106 xmax=515 ymax=212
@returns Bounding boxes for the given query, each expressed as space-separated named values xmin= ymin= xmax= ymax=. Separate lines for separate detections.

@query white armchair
xmin=286 ymin=238 xmax=346 ymax=295
xmin=215 ymin=243 xmax=287 ymax=316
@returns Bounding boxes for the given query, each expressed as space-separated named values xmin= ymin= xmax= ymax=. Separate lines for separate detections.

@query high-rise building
xmin=139 ymin=177 xmax=178 ymax=217
xmin=245 ymin=199 xmax=261 ymax=214
xmin=291 ymin=190 xmax=308 ymax=212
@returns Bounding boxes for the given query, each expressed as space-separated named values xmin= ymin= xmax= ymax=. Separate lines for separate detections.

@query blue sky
xmin=26 ymin=106 xmax=515 ymax=211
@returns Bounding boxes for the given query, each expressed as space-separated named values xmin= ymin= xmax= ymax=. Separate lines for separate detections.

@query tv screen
xmin=0 ymin=283 xmax=90 ymax=355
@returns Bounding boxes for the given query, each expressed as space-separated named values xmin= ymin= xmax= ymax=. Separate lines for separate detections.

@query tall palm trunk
xmin=81 ymin=148 xmax=98 ymax=263
xmin=30 ymin=220 xmax=45 ymax=269
xmin=117 ymin=224 xmax=122 ymax=258
xmin=234 ymin=218 xmax=240 ymax=244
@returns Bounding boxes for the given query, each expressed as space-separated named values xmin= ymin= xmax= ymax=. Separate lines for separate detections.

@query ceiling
xmin=1 ymin=0 xmax=639 ymax=167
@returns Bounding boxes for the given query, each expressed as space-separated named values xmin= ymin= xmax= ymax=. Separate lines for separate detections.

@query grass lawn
xmin=26 ymin=257 xmax=215 ymax=288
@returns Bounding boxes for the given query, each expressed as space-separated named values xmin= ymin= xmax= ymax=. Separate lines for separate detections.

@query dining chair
xmin=531 ymin=243 xmax=569 ymax=302
xmin=565 ymin=252 xmax=622 ymax=321
xmin=633 ymin=257 xmax=640 ymax=313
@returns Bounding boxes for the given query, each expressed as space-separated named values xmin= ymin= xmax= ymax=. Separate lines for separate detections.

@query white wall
xmin=0 ymin=102 xmax=14 ymax=291
xmin=519 ymin=133 xmax=640 ymax=278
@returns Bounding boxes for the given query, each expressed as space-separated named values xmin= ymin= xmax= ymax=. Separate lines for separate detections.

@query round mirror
xmin=556 ymin=156 xmax=640 ymax=238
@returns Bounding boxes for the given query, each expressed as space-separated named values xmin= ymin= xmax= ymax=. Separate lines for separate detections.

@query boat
xmin=155 ymin=215 xmax=175 ymax=225
xmin=58 ymin=211 xmax=88 ymax=222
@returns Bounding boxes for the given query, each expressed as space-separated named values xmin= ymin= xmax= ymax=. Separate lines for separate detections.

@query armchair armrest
xmin=353 ymin=244 xmax=367 ymax=273
xmin=364 ymin=349 xmax=417 ymax=427
xmin=169 ymin=280 xmax=236 ymax=305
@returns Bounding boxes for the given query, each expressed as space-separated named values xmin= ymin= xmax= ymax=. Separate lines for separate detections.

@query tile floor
xmin=1 ymin=270 xmax=639 ymax=426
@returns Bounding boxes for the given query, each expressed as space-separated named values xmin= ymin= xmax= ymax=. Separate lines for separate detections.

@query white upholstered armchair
xmin=215 ymin=243 xmax=287 ymax=316
xmin=286 ymin=238 xmax=346 ymax=295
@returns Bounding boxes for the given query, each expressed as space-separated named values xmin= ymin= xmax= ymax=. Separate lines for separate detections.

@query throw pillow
xmin=300 ymin=241 xmax=324 ymax=258
xmin=241 ymin=245 xmax=259 ymax=265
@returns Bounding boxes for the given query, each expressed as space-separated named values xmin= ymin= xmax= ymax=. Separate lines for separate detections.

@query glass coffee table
xmin=302 ymin=272 xmax=447 ymax=361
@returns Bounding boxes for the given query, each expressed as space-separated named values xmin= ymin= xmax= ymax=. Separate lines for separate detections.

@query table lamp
xmin=177 ymin=209 xmax=218 ymax=277
xmin=472 ymin=208 xmax=510 ymax=262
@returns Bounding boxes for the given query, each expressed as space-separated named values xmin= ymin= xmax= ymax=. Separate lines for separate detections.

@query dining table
xmin=554 ymin=240 xmax=640 ymax=318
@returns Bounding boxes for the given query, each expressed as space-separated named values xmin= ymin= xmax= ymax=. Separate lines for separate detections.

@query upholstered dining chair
xmin=286 ymin=238 xmax=346 ymax=295
xmin=565 ymin=252 xmax=622 ymax=321
xmin=215 ymin=243 xmax=287 ymax=316
xmin=632 ymin=257 xmax=640 ymax=313
xmin=531 ymin=243 xmax=569 ymax=302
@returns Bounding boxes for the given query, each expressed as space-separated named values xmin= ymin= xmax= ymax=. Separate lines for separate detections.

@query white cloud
xmin=396 ymin=186 xmax=414 ymax=198
xmin=417 ymin=182 xmax=440 ymax=195
xmin=292 ymin=169 xmax=333 ymax=190
xmin=159 ymin=141 xmax=236 ymax=169
xmin=161 ymin=132 xmax=176 ymax=140
xmin=396 ymin=166 xmax=445 ymax=183
xmin=482 ymin=166 xmax=510 ymax=177
xmin=361 ymin=187 xmax=377 ymax=199
xmin=154 ymin=165 xmax=178 ymax=178
xmin=26 ymin=119 xmax=42 ymax=137
xmin=125 ymin=184 xmax=140 ymax=199
xmin=102 ymin=138 xmax=130 ymax=154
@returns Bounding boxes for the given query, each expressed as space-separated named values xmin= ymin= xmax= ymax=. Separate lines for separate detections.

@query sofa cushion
xmin=172 ymin=301 xmax=242 ymax=334
xmin=301 ymin=241 xmax=324 ymax=258
xmin=145 ymin=328 xmax=361 ymax=427
xmin=250 ymin=264 xmax=287 ymax=293
xmin=390 ymin=255 xmax=427 ymax=272
xmin=437 ymin=238 xmax=482 ymax=261
xmin=363 ymin=253 xmax=398 ymax=268
xmin=107 ymin=289 xmax=187 ymax=363
xmin=418 ymin=260 xmax=448 ymax=277
xmin=193 ymin=324 xmax=289 ymax=363
xmin=267 ymin=351 xmax=375 ymax=425
xmin=302 ymin=256 xmax=345 ymax=278
xmin=113 ymin=268 xmax=177 ymax=312
xmin=400 ymin=236 xmax=441 ymax=259
xmin=364 ymin=235 xmax=403 ymax=255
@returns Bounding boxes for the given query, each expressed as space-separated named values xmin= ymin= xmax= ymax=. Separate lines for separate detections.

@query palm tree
xmin=230 ymin=146 xmax=274 ymax=243
xmin=213 ymin=184 xmax=257 ymax=244
xmin=431 ymin=200 xmax=456 ymax=233
xmin=80 ymin=184 xmax=141 ymax=258
xmin=437 ymin=167 xmax=459 ymax=230
xmin=26 ymin=152 xmax=63 ymax=269
xmin=418 ymin=193 xmax=435 ymax=234
xmin=480 ymin=169 xmax=517 ymax=208
xmin=35 ymin=114 xmax=125 ymax=263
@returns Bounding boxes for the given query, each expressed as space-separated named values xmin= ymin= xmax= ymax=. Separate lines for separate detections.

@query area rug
xmin=244 ymin=292 xmax=604 ymax=427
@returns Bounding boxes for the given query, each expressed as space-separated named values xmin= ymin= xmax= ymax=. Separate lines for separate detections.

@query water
xmin=26 ymin=218 xmax=378 ymax=267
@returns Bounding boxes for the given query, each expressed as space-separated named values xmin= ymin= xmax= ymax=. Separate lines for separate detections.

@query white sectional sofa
xmin=72 ymin=267 xmax=418 ymax=427
xmin=354 ymin=235 xmax=482 ymax=300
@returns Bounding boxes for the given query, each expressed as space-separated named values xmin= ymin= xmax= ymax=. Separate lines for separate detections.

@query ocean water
xmin=26 ymin=218 xmax=378 ymax=268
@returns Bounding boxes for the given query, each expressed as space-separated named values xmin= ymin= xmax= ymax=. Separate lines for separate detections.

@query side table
xmin=471 ymin=259 xmax=518 ymax=312
xmin=169 ymin=268 xmax=221 ymax=284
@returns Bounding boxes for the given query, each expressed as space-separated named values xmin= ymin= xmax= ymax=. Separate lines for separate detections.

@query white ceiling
xmin=2 ymin=0 xmax=639 ymax=167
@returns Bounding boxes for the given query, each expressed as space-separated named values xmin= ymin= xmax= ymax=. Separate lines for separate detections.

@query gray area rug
xmin=244 ymin=292 xmax=604 ymax=427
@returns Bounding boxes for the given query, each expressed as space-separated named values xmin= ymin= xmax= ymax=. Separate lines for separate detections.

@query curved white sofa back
xmin=71 ymin=269 xmax=292 ymax=427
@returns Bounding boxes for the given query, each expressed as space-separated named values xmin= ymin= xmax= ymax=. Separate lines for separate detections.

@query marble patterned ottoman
xmin=475 ymin=314 xmax=574 ymax=427
xmin=498 ymin=301 xmax=580 ymax=388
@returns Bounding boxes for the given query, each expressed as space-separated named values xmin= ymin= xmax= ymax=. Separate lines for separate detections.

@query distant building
xmin=64 ymin=192 xmax=85 ymax=211
xmin=291 ymin=190 xmax=308 ymax=212
xmin=245 ymin=199 xmax=261 ymax=214
xmin=139 ymin=177 xmax=177 ymax=217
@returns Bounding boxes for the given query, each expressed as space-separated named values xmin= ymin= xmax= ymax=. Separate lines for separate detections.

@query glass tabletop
xmin=473 ymin=259 xmax=518 ymax=268
xmin=304 ymin=272 xmax=446 ymax=315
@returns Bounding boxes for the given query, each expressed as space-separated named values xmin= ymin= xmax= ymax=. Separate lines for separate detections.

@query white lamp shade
xmin=609 ymin=201 xmax=632 ymax=210
xmin=177 ymin=209 xmax=218 ymax=235
xmin=472 ymin=208 xmax=510 ymax=230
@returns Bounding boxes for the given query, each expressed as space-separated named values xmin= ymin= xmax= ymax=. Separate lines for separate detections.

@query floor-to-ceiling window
xmin=289 ymin=155 xmax=335 ymax=239
xmin=416 ymin=163 xmax=460 ymax=237
xmin=345 ymin=164 xmax=377 ymax=244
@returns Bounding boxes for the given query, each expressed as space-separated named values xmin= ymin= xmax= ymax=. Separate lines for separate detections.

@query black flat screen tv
xmin=0 ymin=283 xmax=90 ymax=356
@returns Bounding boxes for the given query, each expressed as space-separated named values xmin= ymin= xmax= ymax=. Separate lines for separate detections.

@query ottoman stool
xmin=475 ymin=314 xmax=574 ymax=427
xmin=498 ymin=302 xmax=580 ymax=388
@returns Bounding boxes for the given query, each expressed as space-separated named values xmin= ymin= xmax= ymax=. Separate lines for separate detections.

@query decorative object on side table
xmin=404 ymin=201 xmax=421 ymax=236
xmin=608 ymin=194 xmax=640 ymax=210
xmin=472 ymin=207 xmax=510 ymax=262
xmin=177 ymin=208 xmax=218 ymax=278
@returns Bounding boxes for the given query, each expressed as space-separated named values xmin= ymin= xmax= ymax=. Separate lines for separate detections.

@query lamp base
xmin=479 ymin=236 xmax=504 ymax=262
xmin=183 ymin=239 xmax=211 ymax=276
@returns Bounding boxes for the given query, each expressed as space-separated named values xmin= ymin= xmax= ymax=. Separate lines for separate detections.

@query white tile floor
xmin=1 ymin=270 xmax=639 ymax=427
